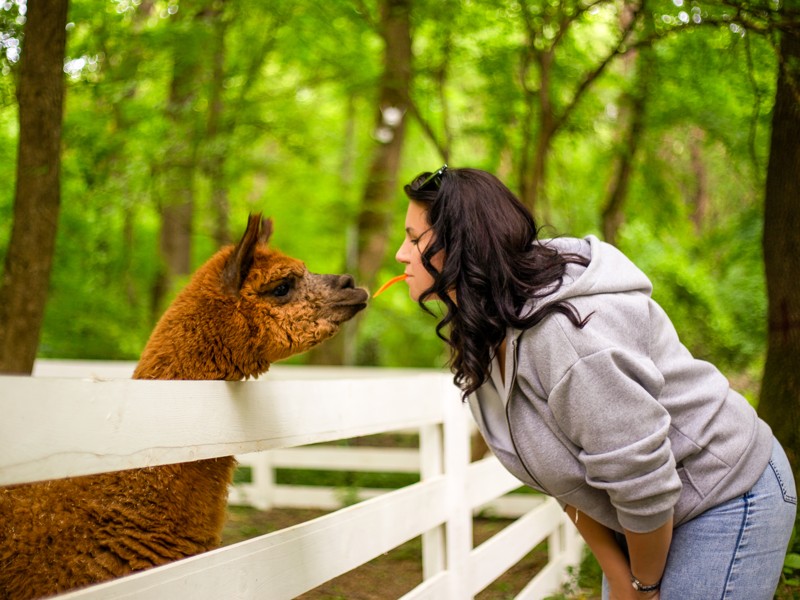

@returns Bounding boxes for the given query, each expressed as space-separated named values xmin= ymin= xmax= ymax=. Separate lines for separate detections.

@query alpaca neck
xmin=134 ymin=293 xmax=265 ymax=381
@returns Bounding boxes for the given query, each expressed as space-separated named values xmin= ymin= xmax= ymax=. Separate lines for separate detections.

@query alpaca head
xmin=135 ymin=213 xmax=369 ymax=380
xmin=220 ymin=213 xmax=369 ymax=365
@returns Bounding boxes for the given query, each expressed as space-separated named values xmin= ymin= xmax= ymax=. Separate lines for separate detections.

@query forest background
xmin=0 ymin=0 xmax=786 ymax=372
xmin=1 ymin=0 xmax=799 ymax=592
xmin=1 ymin=0 xmax=799 ymax=524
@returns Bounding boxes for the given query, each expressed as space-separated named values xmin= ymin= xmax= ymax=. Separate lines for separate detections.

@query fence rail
xmin=0 ymin=360 xmax=583 ymax=599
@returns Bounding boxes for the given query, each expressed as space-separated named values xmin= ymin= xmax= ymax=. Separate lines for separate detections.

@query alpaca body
xmin=0 ymin=215 xmax=368 ymax=599
xmin=1 ymin=459 xmax=235 ymax=599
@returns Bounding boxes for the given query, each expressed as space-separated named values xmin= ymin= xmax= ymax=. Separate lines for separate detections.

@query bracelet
xmin=631 ymin=574 xmax=661 ymax=593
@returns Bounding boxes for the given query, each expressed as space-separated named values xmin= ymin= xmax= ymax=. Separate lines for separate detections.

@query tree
xmin=200 ymin=1 xmax=293 ymax=250
xmin=0 ymin=0 xmax=69 ymax=374
xmin=203 ymin=0 xmax=231 ymax=249
xmin=310 ymin=0 xmax=412 ymax=365
xmin=758 ymin=15 xmax=800 ymax=486
xmin=151 ymin=3 xmax=214 ymax=319
xmin=355 ymin=0 xmax=412 ymax=290
xmin=516 ymin=0 xmax=642 ymax=213
xmin=601 ymin=4 xmax=653 ymax=245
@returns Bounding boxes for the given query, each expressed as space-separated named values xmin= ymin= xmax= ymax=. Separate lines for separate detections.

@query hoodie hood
xmin=534 ymin=235 xmax=653 ymax=306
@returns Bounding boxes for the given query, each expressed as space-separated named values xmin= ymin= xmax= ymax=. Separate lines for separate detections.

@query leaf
xmin=784 ymin=552 xmax=800 ymax=571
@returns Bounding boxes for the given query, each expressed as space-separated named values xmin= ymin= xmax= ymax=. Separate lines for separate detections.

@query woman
xmin=394 ymin=165 xmax=797 ymax=600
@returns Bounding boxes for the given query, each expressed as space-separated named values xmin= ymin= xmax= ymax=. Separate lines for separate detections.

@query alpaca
xmin=0 ymin=214 xmax=369 ymax=600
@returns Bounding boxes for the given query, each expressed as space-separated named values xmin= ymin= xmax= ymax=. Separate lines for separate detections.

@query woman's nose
xmin=395 ymin=242 xmax=408 ymax=264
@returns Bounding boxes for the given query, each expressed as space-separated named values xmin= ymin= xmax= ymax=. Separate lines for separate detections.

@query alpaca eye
xmin=272 ymin=282 xmax=291 ymax=297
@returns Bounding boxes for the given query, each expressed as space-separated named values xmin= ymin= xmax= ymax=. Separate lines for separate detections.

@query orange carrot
xmin=372 ymin=274 xmax=408 ymax=298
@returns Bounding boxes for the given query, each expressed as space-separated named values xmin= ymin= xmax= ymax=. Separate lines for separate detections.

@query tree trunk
xmin=758 ymin=23 xmax=800 ymax=488
xmin=109 ymin=1 xmax=153 ymax=310
xmin=601 ymin=12 xmax=651 ymax=245
xmin=516 ymin=0 xmax=641 ymax=216
xmin=309 ymin=0 xmax=410 ymax=367
xmin=688 ymin=127 xmax=709 ymax=234
xmin=525 ymin=120 xmax=554 ymax=215
xmin=151 ymin=6 xmax=210 ymax=319
xmin=0 ymin=0 xmax=69 ymax=375
xmin=307 ymin=95 xmax=361 ymax=367
xmin=204 ymin=1 xmax=231 ymax=249
xmin=526 ymin=49 xmax=556 ymax=214
xmin=355 ymin=0 xmax=412 ymax=289
xmin=601 ymin=128 xmax=638 ymax=245
xmin=518 ymin=43 xmax=555 ymax=214
xmin=203 ymin=3 xmax=287 ymax=252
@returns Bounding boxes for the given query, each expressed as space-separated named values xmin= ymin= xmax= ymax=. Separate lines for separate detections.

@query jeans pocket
xmin=769 ymin=458 xmax=798 ymax=505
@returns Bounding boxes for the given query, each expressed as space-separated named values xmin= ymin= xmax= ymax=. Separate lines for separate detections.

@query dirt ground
xmin=222 ymin=506 xmax=800 ymax=600
xmin=222 ymin=506 xmax=589 ymax=600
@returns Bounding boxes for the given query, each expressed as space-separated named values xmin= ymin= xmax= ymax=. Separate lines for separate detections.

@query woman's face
xmin=395 ymin=201 xmax=443 ymax=302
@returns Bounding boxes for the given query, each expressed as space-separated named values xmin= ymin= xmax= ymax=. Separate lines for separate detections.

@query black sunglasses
xmin=417 ymin=164 xmax=448 ymax=192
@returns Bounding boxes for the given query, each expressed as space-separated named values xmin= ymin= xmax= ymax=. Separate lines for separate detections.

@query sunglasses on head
xmin=417 ymin=164 xmax=448 ymax=192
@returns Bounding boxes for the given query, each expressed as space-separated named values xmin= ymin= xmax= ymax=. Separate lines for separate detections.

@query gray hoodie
xmin=468 ymin=235 xmax=773 ymax=533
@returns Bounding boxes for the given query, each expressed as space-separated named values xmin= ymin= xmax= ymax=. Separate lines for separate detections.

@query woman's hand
xmin=562 ymin=506 xmax=664 ymax=600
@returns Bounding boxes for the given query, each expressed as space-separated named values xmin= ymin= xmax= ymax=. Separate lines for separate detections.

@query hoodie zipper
xmin=503 ymin=337 xmax=546 ymax=491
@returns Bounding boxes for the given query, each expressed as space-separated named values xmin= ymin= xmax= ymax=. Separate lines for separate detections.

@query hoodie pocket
xmin=676 ymin=465 xmax=704 ymax=506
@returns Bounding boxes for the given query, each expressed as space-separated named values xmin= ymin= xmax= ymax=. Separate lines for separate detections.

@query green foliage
xmin=0 ymin=1 xmax=24 ymax=79
xmin=617 ymin=215 xmax=765 ymax=374
xmin=275 ymin=468 xmax=419 ymax=490
xmin=544 ymin=549 xmax=603 ymax=600
xmin=0 ymin=108 xmax=16 ymax=252
xmin=0 ymin=0 xmax=780 ymax=381
xmin=783 ymin=523 xmax=800 ymax=592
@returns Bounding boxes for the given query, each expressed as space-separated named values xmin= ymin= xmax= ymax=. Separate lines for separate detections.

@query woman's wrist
xmin=624 ymin=519 xmax=671 ymax=598
xmin=630 ymin=572 xmax=661 ymax=599
xmin=630 ymin=572 xmax=661 ymax=593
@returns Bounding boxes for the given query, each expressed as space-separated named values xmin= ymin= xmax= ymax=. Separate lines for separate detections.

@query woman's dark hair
xmin=404 ymin=167 xmax=591 ymax=400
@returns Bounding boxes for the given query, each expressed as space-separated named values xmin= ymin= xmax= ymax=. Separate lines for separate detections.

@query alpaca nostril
xmin=339 ymin=275 xmax=356 ymax=289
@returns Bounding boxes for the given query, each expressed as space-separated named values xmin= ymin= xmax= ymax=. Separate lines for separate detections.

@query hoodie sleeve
xmin=548 ymin=347 xmax=682 ymax=533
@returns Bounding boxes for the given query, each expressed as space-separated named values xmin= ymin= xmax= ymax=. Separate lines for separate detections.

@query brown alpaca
xmin=0 ymin=214 xmax=368 ymax=600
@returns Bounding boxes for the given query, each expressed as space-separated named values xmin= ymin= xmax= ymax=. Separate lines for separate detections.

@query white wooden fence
xmin=0 ymin=360 xmax=583 ymax=599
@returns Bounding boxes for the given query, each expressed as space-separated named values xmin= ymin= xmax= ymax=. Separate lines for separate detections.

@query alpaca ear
xmin=258 ymin=216 xmax=273 ymax=245
xmin=222 ymin=213 xmax=272 ymax=294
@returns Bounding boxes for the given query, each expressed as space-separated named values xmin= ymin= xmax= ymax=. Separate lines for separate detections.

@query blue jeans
xmin=603 ymin=437 xmax=797 ymax=600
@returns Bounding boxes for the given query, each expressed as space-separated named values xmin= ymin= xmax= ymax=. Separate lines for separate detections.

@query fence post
xmin=249 ymin=451 xmax=275 ymax=511
xmin=548 ymin=520 xmax=564 ymax=570
xmin=441 ymin=377 xmax=472 ymax=599
xmin=420 ymin=421 xmax=445 ymax=579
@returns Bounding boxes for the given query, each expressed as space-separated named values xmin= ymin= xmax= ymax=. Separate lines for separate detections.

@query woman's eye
xmin=272 ymin=282 xmax=291 ymax=297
